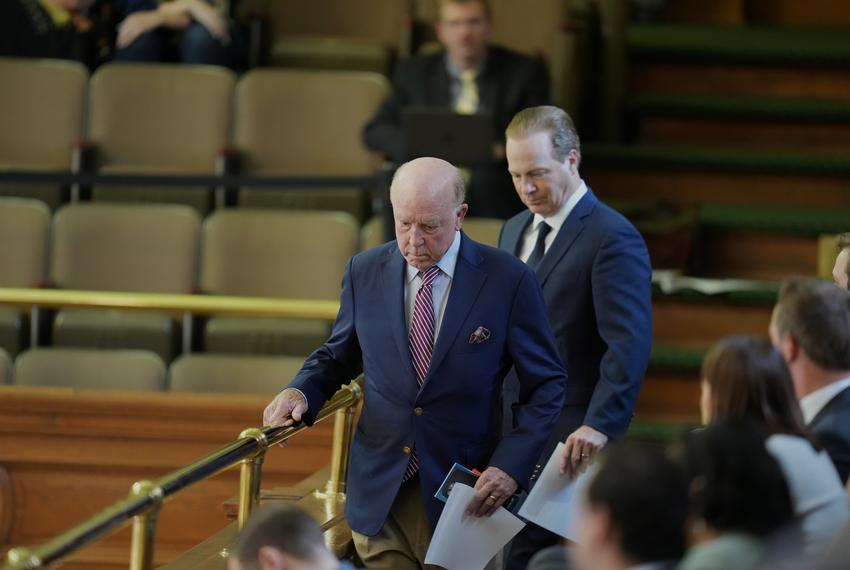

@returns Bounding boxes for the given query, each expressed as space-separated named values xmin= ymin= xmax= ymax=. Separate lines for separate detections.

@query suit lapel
xmin=425 ymin=234 xmax=486 ymax=383
xmin=502 ymin=212 xmax=533 ymax=256
xmin=429 ymin=55 xmax=452 ymax=107
xmin=381 ymin=246 xmax=417 ymax=380
xmin=535 ymin=190 xmax=598 ymax=286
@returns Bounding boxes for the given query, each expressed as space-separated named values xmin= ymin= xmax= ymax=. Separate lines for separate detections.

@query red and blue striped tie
xmin=403 ymin=265 xmax=441 ymax=481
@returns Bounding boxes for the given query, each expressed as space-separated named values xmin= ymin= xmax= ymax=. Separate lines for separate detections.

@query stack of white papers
xmin=518 ymin=442 xmax=596 ymax=542
xmin=424 ymin=483 xmax=526 ymax=570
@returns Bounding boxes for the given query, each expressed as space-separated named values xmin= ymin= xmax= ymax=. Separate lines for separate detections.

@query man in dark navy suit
xmin=499 ymin=106 xmax=653 ymax=569
xmin=770 ymin=277 xmax=850 ymax=485
xmin=363 ymin=0 xmax=549 ymax=219
xmin=264 ymin=156 xmax=566 ymax=569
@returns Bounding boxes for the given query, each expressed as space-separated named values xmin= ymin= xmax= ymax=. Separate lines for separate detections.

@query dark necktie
xmin=404 ymin=264 xmax=441 ymax=481
xmin=526 ymin=222 xmax=551 ymax=269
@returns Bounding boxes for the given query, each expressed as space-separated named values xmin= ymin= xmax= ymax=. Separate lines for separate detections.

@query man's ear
xmin=257 ymin=546 xmax=286 ymax=570
xmin=779 ymin=331 xmax=799 ymax=364
xmin=455 ymin=203 xmax=469 ymax=230
xmin=564 ymin=148 xmax=580 ymax=176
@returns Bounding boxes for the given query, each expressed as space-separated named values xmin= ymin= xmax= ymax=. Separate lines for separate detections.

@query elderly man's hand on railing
xmin=263 ymin=388 xmax=308 ymax=429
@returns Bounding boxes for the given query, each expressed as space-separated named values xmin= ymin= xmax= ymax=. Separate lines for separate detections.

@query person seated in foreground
xmin=227 ymin=504 xmax=354 ymax=570
xmin=699 ymin=335 xmax=850 ymax=565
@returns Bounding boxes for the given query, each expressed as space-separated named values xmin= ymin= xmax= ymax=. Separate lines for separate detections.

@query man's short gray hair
xmin=505 ymin=105 xmax=581 ymax=163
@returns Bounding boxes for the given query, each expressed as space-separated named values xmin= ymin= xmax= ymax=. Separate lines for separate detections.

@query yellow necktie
xmin=455 ymin=69 xmax=479 ymax=114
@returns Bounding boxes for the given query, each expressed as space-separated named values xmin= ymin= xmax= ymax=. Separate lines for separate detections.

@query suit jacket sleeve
xmin=362 ymin=61 xmax=412 ymax=161
xmin=585 ymin=223 xmax=653 ymax=438
xmin=488 ymin=269 xmax=566 ymax=487
xmin=288 ymin=258 xmax=364 ymax=425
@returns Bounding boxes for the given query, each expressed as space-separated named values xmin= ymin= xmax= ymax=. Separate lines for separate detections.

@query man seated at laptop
xmin=363 ymin=0 xmax=550 ymax=219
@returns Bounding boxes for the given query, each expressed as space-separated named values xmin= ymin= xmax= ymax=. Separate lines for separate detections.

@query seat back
xmin=0 ymin=198 xmax=50 ymax=287
xmin=14 ymin=348 xmax=166 ymax=390
xmin=0 ymin=57 xmax=87 ymax=170
xmin=234 ymin=69 xmax=389 ymax=176
xmin=50 ymin=203 xmax=201 ymax=293
xmin=462 ymin=217 xmax=504 ymax=247
xmin=267 ymin=0 xmax=410 ymax=49
xmin=200 ymin=209 xmax=359 ymax=299
xmin=88 ymin=63 xmax=235 ymax=173
xmin=169 ymin=354 xmax=305 ymax=393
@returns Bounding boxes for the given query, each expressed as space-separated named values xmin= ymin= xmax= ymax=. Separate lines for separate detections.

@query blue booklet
xmin=434 ymin=462 xmax=479 ymax=503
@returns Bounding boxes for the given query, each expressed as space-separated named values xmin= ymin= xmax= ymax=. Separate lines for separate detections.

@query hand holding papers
xmin=518 ymin=442 xmax=596 ymax=542
xmin=425 ymin=483 xmax=526 ymax=570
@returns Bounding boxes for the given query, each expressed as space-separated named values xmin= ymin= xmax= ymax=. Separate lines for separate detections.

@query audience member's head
xmin=436 ymin=0 xmax=492 ymax=69
xmin=390 ymin=157 xmax=468 ymax=271
xmin=681 ymin=420 xmax=793 ymax=541
xmin=574 ymin=442 xmax=689 ymax=570
xmin=769 ymin=277 xmax=850 ymax=398
xmin=701 ymin=335 xmax=809 ymax=439
xmin=505 ymin=105 xmax=582 ymax=218
xmin=833 ymin=233 xmax=850 ymax=290
xmin=227 ymin=505 xmax=340 ymax=570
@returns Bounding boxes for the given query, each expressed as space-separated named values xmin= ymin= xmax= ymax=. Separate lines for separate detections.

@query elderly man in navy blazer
xmin=264 ymin=157 xmax=566 ymax=569
xmin=499 ymin=106 xmax=653 ymax=569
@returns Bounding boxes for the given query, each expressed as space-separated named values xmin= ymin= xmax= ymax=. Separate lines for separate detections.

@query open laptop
xmin=401 ymin=107 xmax=494 ymax=165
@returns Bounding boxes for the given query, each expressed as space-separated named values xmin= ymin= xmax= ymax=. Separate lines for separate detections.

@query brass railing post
xmin=129 ymin=481 xmax=163 ymax=570
xmin=237 ymin=428 xmax=269 ymax=529
xmin=324 ymin=405 xmax=356 ymax=496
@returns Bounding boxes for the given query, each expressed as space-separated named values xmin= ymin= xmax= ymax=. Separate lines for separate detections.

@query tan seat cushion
xmin=169 ymin=353 xmax=306 ymax=394
xmin=14 ymin=348 xmax=166 ymax=391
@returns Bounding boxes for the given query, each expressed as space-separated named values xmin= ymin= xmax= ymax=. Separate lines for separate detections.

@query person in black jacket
xmin=770 ymin=277 xmax=850 ymax=484
xmin=363 ymin=0 xmax=550 ymax=219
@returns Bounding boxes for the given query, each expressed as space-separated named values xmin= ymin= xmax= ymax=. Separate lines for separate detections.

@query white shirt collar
xmin=531 ymin=181 xmax=587 ymax=235
xmin=406 ymin=230 xmax=462 ymax=283
xmin=800 ymin=375 xmax=850 ymax=424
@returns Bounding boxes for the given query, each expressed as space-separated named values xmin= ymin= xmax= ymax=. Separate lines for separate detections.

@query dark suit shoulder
xmin=486 ymin=44 xmax=541 ymax=69
xmin=464 ymin=233 xmax=534 ymax=279
xmin=351 ymin=241 xmax=397 ymax=268
xmin=394 ymin=50 xmax=445 ymax=78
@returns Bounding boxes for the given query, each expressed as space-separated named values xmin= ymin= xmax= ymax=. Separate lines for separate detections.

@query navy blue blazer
xmin=499 ymin=190 xmax=652 ymax=458
xmin=290 ymin=233 xmax=566 ymax=535
xmin=809 ymin=385 xmax=850 ymax=484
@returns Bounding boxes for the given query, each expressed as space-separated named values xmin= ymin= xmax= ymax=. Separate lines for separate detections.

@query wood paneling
xmin=630 ymin=63 xmax=850 ymax=101
xmin=0 ymin=387 xmax=334 ymax=569
xmin=653 ymin=298 xmax=773 ymax=348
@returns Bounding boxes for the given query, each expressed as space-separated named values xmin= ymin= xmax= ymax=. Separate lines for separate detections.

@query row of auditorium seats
xmin=0 ymin=197 xmax=503 ymax=362
xmin=0 ymin=57 xmax=389 ymax=218
xmin=0 ymin=346 xmax=301 ymax=394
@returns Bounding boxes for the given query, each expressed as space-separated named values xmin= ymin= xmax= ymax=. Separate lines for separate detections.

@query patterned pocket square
xmin=468 ymin=326 xmax=491 ymax=344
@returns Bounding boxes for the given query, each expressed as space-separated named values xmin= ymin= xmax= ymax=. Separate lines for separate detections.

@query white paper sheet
xmin=518 ymin=442 xmax=595 ymax=542
xmin=424 ymin=482 xmax=526 ymax=570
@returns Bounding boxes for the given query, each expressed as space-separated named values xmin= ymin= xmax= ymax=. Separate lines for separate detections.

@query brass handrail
xmin=2 ymin=378 xmax=363 ymax=570
xmin=0 ymin=288 xmax=340 ymax=320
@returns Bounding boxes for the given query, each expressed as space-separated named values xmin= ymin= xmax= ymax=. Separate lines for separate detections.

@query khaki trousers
xmin=352 ymin=476 xmax=434 ymax=570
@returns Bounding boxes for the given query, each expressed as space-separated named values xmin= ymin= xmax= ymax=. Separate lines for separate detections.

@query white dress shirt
xmin=800 ymin=376 xmax=850 ymax=424
xmin=404 ymin=230 xmax=461 ymax=342
xmin=518 ymin=181 xmax=588 ymax=263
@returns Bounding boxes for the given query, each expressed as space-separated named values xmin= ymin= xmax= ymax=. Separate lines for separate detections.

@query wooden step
xmin=0 ymin=387 xmax=335 ymax=570
xmin=626 ymin=95 xmax=850 ymax=152
xmin=583 ymin=145 xmax=850 ymax=210
xmin=653 ymin=294 xmax=774 ymax=347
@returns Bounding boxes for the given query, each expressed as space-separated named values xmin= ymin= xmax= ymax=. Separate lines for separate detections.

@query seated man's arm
xmin=362 ymin=61 xmax=413 ymax=161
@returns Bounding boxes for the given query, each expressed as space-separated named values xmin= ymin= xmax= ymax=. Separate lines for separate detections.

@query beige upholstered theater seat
xmin=201 ymin=209 xmax=359 ymax=356
xmin=87 ymin=63 xmax=236 ymax=214
xmin=0 ymin=348 xmax=10 ymax=385
xmin=14 ymin=348 xmax=166 ymax=391
xmin=50 ymin=203 xmax=201 ymax=361
xmin=169 ymin=354 xmax=304 ymax=394
xmin=0 ymin=58 xmax=88 ymax=209
xmin=0 ymin=198 xmax=50 ymax=356
xmin=265 ymin=0 xmax=409 ymax=74
xmin=359 ymin=215 xmax=504 ymax=251
xmin=234 ymin=69 xmax=389 ymax=222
